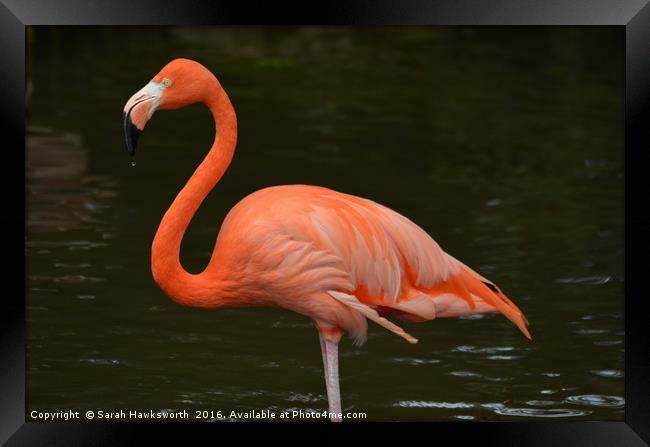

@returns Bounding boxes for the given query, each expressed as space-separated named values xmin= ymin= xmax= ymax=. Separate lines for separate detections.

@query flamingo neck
xmin=151 ymin=79 xmax=237 ymax=308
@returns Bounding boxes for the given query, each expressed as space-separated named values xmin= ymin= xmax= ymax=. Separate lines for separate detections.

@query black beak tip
xmin=123 ymin=112 xmax=141 ymax=157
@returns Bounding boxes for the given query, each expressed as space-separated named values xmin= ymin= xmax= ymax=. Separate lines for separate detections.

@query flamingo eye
xmin=161 ymin=77 xmax=172 ymax=88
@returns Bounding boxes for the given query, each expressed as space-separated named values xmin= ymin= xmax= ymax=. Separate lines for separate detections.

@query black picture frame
xmin=3 ymin=0 xmax=649 ymax=445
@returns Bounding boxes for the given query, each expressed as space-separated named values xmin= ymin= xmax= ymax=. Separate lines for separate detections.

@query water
xmin=26 ymin=27 xmax=623 ymax=421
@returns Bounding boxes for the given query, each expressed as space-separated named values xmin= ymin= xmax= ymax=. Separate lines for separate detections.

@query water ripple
xmin=453 ymin=345 xmax=515 ymax=354
xmin=526 ymin=400 xmax=556 ymax=406
xmin=27 ymin=240 xmax=108 ymax=250
xmin=594 ymin=340 xmax=622 ymax=346
xmin=555 ymin=276 xmax=611 ymax=285
xmin=393 ymin=357 xmax=441 ymax=366
xmin=565 ymin=395 xmax=624 ymax=408
xmin=80 ymin=358 xmax=120 ymax=365
xmin=261 ymin=362 xmax=280 ymax=368
xmin=30 ymin=287 xmax=58 ymax=293
xmin=449 ymin=371 xmax=481 ymax=378
xmin=574 ymin=328 xmax=609 ymax=335
xmin=287 ymin=393 xmax=323 ymax=403
xmin=590 ymin=369 xmax=623 ymax=378
xmin=28 ymin=274 xmax=106 ymax=284
xmin=55 ymin=262 xmax=92 ymax=269
xmin=395 ymin=400 xmax=475 ymax=409
xmin=483 ymin=403 xmax=590 ymax=418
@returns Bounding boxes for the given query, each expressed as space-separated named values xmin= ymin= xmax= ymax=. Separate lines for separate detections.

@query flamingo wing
xmin=297 ymin=187 xmax=531 ymax=341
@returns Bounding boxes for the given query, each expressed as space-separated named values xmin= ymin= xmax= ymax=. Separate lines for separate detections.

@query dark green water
xmin=26 ymin=27 xmax=624 ymax=421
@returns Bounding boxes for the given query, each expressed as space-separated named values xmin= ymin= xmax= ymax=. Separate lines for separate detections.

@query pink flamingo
xmin=123 ymin=59 xmax=531 ymax=422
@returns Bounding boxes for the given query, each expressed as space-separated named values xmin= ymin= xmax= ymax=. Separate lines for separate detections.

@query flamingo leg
xmin=318 ymin=332 xmax=342 ymax=422
xmin=318 ymin=331 xmax=328 ymax=371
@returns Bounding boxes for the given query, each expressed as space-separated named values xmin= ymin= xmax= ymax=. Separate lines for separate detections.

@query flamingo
xmin=123 ymin=58 xmax=531 ymax=422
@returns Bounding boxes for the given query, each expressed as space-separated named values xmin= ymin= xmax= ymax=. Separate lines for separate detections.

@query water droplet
xmin=130 ymin=160 xmax=136 ymax=167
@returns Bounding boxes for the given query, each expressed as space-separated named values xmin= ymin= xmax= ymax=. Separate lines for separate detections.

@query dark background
xmin=25 ymin=26 xmax=624 ymax=421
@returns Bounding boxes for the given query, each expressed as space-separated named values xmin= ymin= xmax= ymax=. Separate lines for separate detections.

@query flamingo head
xmin=123 ymin=58 xmax=217 ymax=156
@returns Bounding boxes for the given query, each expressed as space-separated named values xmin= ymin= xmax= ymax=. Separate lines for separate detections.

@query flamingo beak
xmin=123 ymin=81 xmax=164 ymax=156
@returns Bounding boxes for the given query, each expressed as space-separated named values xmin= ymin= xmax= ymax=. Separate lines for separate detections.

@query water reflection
xmin=27 ymin=127 xmax=119 ymax=233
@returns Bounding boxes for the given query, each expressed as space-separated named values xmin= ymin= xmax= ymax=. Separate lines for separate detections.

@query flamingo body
xmin=182 ymin=184 xmax=529 ymax=345
xmin=123 ymin=59 xmax=531 ymax=421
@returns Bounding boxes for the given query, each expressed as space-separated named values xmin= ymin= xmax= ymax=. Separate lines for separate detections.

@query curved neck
xmin=151 ymin=80 xmax=237 ymax=307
